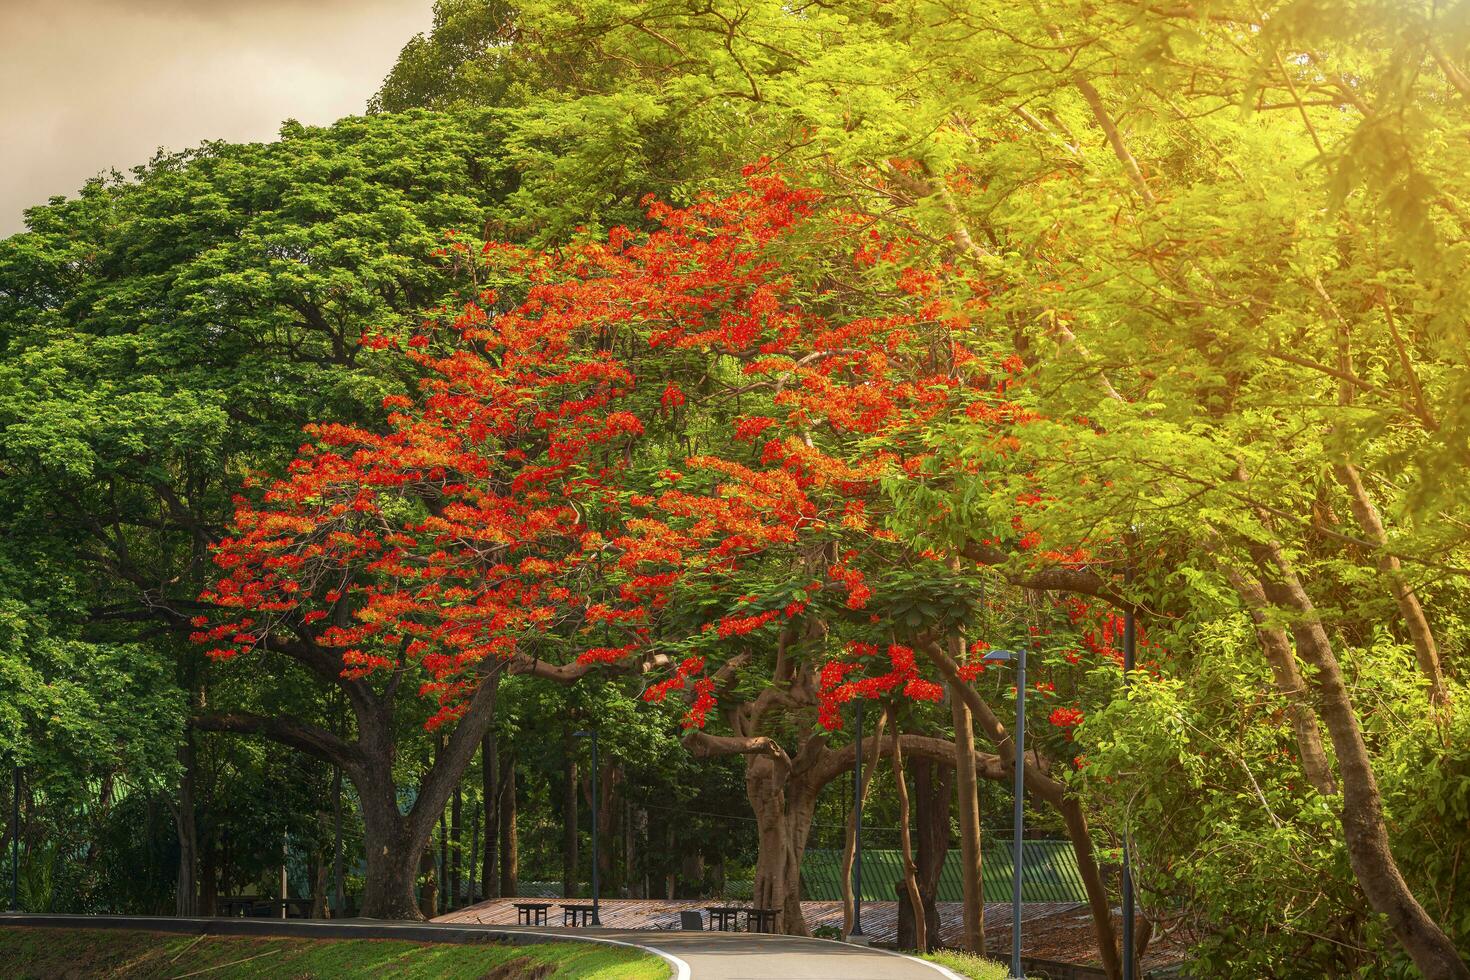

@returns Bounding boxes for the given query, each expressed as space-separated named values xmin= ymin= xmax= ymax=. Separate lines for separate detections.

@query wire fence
xmin=799 ymin=841 xmax=1087 ymax=903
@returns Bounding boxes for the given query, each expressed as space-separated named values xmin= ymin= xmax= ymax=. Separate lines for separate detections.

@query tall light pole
xmin=983 ymin=648 xmax=1027 ymax=980
xmin=574 ymin=730 xmax=601 ymax=926
xmin=851 ymin=697 xmax=865 ymax=939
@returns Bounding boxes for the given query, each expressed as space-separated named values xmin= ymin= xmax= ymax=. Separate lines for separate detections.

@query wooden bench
xmin=561 ymin=903 xmax=599 ymax=927
xmin=513 ymin=901 xmax=553 ymax=925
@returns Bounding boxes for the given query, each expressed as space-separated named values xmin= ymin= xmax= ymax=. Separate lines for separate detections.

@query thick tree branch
xmin=962 ymin=541 xmax=1133 ymax=612
xmin=815 ymin=733 xmax=1005 ymax=786
xmin=191 ymin=712 xmax=360 ymax=770
xmin=681 ymin=730 xmax=793 ymax=780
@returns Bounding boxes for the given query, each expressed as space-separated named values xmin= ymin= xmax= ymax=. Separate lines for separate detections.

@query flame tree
xmin=197 ymin=171 xmax=1132 ymax=931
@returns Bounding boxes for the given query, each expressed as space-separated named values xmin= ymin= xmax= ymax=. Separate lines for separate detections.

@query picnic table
xmin=561 ymin=903 xmax=599 ymax=927
xmin=745 ymin=907 xmax=778 ymax=933
xmin=513 ymin=901 xmax=553 ymax=926
xmin=705 ymin=905 xmax=745 ymax=931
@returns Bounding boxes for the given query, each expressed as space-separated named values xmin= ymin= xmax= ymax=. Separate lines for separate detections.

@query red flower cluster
xmin=192 ymin=165 xmax=1067 ymax=739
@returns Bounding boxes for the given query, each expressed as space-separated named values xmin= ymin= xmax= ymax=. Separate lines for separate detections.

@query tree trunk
xmin=1325 ymin=303 xmax=1448 ymax=705
xmin=187 ymin=661 xmax=505 ymax=922
xmin=468 ymin=804 xmax=480 ymax=905
xmin=481 ymin=731 xmax=498 ymax=899
xmin=681 ymin=851 xmax=705 ymax=894
xmin=891 ymin=709 xmax=928 ymax=953
xmin=435 ymin=736 xmax=448 ymax=913
xmin=310 ymin=855 xmax=328 ymax=919
xmin=1250 ymin=542 xmax=1469 ymax=980
xmin=841 ymin=708 xmax=888 ymax=938
xmin=197 ymin=829 xmax=218 ymax=918
xmin=1334 ymin=461 xmax=1447 ymax=704
xmin=624 ymin=799 xmax=635 ymax=897
xmin=1223 ymin=566 xmax=1338 ymax=795
xmin=923 ymin=637 xmax=1123 ymax=980
xmin=332 ymin=766 xmax=344 ymax=918
xmin=174 ymin=734 xmax=199 ymax=917
xmin=355 ymin=765 xmax=424 ymax=920
xmin=418 ymin=845 xmax=438 ymax=920
xmin=499 ymin=753 xmax=518 ymax=897
xmin=913 ymin=755 xmax=951 ymax=945
xmin=1058 ymin=794 xmax=1123 ymax=979
xmin=563 ymin=745 xmax=579 ymax=898
xmin=631 ymin=806 xmax=648 ymax=898
xmin=746 ymin=753 xmax=820 ymax=936
xmin=597 ymin=766 xmax=620 ymax=891
xmin=951 ymin=681 xmax=987 ymax=954
xmin=450 ymin=777 xmax=462 ymax=909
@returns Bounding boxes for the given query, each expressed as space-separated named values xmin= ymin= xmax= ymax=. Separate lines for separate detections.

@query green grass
xmin=921 ymin=949 xmax=1016 ymax=980
xmin=0 ymin=927 xmax=668 ymax=980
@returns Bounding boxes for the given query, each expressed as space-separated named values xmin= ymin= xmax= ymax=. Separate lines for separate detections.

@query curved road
xmin=0 ymin=914 xmax=967 ymax=980
xmin=508 ymin=926 xmax=967 ymax=980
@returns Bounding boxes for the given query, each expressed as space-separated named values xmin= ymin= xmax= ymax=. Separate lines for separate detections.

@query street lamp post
xmin=983 ymin=648 xmax=1027 ymax=980
xmin=851 ymin=697 xmax=864 ymax=939
xmin=573 ymin=730 xmax=601 ymax=926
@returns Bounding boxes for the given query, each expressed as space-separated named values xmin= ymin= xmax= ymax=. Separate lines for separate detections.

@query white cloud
xmin=0 ymin=0 xmax=434 ymax=236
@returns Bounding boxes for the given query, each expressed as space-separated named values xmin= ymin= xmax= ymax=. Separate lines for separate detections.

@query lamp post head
xmin=982 ymin=649 xmax=1017 ymax=663
xmin=574 ymin=730 xmax=596 ymax=739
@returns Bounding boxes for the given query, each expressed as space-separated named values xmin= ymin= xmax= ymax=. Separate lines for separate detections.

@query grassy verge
xmin=922 ymin=949 xmax=1016 ymax=980
xmin=0 ymin=927 xmax=668 ymax=980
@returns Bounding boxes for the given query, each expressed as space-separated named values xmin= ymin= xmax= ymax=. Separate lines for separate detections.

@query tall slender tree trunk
xmin=174 ymin=734 xmax=199 ymax=917
xmin=624 ymin=799 xmax=637 ymax=897
xmin=450 ymin=778 xmax=462 ymax=908
xmin=1223 ymin=566 xmax=1337 ymax=795
xmin=891 ymin=709 xmax=928 ymax=953
xmin=310 ymin=855 xmax=328 ymax=919
xmin=841 ymin=709 xmax=887 ymax=938
xmin=481 ymin=731 xmax=498 ymax=899
xmin=436 ymin=738 xmax=448 ymax=912
xmin=912 ymin=755 xmax=952 ymax=948
xmin=599 ymin=766 xmax=620 ymax=891
xmin=468 ymin=805 xmax=480 ymax=905
xmin=563 ymin=744 xmax=579 ymax=898
xmin=923 ymin=637 xmax=1122 ymax=980
xmin=1323 ymin=296 xmax=1448 ymax=705
xmin=631 ymin=805 xmax=648 ymax=898
xmin=1249 ymin=540 xmax=1469 ymax=980
xmin=1334 ymin=461 xmax=1448 ymax=704
xmin=197 ymin=828 xmax=218 ymax=917
xmin=499 ymin=754 xmax=518 ymax=897
xmin=951 ymin=681 xmax=987 ymax=954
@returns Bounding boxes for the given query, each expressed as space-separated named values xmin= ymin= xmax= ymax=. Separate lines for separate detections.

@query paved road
xmin=0 ymin=914 xmax=968 ymax=980
xmin=505 ymin=926 xmax=967 ymax=980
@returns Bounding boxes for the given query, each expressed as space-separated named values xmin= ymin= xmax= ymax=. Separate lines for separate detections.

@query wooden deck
xmin=435 ymin=896 xmax=1085 ymax=947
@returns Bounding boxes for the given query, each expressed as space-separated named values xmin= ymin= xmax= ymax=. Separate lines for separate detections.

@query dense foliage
xmin=2 ymin=0 xmax=1469 ymax=976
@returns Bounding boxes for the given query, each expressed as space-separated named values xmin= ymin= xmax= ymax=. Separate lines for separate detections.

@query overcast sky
xmin=0 ymin=0 xmax=434 ymax=237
